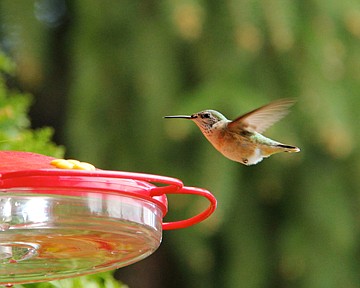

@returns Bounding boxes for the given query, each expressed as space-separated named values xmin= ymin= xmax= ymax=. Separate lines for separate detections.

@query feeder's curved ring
xmin=159 ymin=186 xmax=217 ymax=230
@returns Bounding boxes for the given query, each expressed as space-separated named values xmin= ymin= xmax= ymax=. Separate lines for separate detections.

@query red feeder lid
xmin=0 ymin=151 xmax=217 ymax=230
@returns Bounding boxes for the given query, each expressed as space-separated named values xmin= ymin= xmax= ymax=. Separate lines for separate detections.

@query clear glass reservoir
xmin=0 ymin=188 xmax=162 ymax=284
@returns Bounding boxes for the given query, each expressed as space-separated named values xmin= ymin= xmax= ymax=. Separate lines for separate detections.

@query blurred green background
xmin=1 ymin=0 xmax=360 ymax=287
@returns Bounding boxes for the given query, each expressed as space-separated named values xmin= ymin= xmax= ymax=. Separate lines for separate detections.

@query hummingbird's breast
xmin=203 ymin=122 xmax=264 ymax=165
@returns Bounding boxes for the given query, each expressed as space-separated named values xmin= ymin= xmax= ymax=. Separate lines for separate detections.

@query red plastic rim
xmin=0 ymin=169 xmax=217 ymax=230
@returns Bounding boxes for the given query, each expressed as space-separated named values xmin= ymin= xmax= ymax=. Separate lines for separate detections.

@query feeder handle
xmin=160 ymin=186 xmax=217 ymax=230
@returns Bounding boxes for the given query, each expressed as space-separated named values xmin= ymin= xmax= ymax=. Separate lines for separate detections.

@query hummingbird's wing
xmin=228 ymin=98 xmax=296 ymax=133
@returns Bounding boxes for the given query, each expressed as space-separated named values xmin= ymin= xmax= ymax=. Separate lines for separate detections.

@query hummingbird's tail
xmin=259 ymin=142 xmax=300 ymax=159
xmin=277 ymin=144 xmax=300 ymax=153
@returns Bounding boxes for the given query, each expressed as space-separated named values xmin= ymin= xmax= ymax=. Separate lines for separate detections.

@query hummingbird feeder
xmin=0 ymin=151 xmax=217 ymax=285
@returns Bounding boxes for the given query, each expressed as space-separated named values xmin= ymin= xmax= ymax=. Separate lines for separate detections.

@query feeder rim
xmin=0 ymin=169 xmax=217 ymax=230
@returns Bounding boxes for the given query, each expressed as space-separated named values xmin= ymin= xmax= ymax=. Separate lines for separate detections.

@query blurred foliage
xmin=1 ymin=0 xmax=360 ymax=288
xmin=14 ymin=272 xmax=127 ymax=288
xmin=0 ymin=51 xmax=64 ymax=156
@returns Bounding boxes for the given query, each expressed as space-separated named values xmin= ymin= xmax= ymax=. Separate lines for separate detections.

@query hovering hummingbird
xmin=164 ymin=98 xmax=300 ymax=165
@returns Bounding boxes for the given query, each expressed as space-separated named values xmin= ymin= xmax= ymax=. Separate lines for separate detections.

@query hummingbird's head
xmin=164 ymin=110 xmax=227 ymax=134
xmin=190 ymin=110 xmax=227 ymax=133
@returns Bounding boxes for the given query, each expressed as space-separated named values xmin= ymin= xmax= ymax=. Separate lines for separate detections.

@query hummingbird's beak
xmin=163 ymin=115 xmax=194 ymax=119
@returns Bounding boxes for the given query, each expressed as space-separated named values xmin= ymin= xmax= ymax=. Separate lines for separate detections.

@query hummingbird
xmin=164 ymin=98 xmax=300 ymax=165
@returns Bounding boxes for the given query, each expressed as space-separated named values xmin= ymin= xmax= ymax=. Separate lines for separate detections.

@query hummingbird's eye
xmin=202 ymin=113 xmax=211 ymax=119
